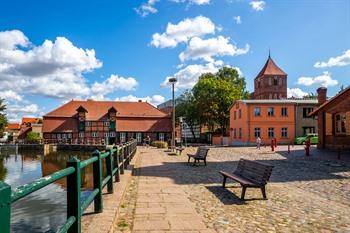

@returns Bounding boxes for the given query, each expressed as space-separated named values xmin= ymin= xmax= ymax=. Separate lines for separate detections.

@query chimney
xmin=317 ymin=87 xmax=327 ymax=105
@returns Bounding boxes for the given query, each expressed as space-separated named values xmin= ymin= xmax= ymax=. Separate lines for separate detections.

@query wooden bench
xmin=219 ymin=159 xmax=274 ymax=200
xmin=187 ymin=147 xmax=210 ymax=166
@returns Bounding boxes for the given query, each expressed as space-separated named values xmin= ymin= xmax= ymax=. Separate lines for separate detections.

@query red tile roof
xmin=44 ymin=100 xmax=168 ymax=119
xmin=43 ymin=100 xmax=171 ymax=133
xmin=6 ymin=123 xmax=20 ymax=130
xmin=22 ymin=117 xmax=41 ymax=125
xmin=256 ymin=56 xmax=287 ymax=78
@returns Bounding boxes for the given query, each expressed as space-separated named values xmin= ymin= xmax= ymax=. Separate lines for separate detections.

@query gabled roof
xmin=256 ymin=56 xmax=287 ymax=79
xmin=22 ymin=117 xmax=41 ymax=124
xmin=6 ymin=123 xmax=20 ymax=130
xmin=44 ymin=100 xmax=169 ymax=120
xmin=310 ymin=86 xmax=350 ymax=116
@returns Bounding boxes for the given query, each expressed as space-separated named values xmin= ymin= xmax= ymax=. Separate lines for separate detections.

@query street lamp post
xmin=169 ymin=77 xmax=177 ymax=151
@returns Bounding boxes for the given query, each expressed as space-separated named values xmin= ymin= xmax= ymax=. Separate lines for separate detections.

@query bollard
xmin=92 ymin=150 xmax=103 ymax=213
xmin=114 ymin=146 xmax=120 ymax=182
xmin=66 ymin=157 xmax=81 ymax=233
xmin=271 ymin=139 xmax=274 ymax=152
xmin=305 ymin=139 xmax=310 ymax=156
xmin=119 ymin=147 xmax=125 ymax=174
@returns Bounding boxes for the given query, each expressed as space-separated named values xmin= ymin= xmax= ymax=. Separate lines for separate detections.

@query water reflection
xmin=0 ymin=148 xmax=96 ymax=233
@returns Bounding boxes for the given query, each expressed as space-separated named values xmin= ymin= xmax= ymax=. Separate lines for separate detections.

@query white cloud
xmin=297 ymin=71 xmax=338 ymax=87
xmin=135 ymin=0 xmax=159 ymax=17
xmin=287 ymin=88 xmax=308 ymax=98
xmin=0 ymin=30 xmax=102 ymax=99
xmin=249 ymin=1 xmax=265 ymax=11
xmin=314 ymin=49 xmax=350 ymax=68
xmin=151 ymin=16 xmax=216 ymax=48
xmin=115 ymin=94 xmax=165 ymax=106
xmin=234 ymin=16 xmax=242 ymax=24
xmin=179 ymin=36 xmax=250 ymax=62
xmin=90 ymin=75 xmax=138 ymax=100
xmin=0 ymin=90 xmax=22 ymax=101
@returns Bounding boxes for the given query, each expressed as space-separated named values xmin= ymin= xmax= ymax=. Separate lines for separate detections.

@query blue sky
xmin=0 ymin=0 xmax=349 ymax=121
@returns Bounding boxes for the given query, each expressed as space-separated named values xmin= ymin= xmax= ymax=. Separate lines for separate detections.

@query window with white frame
xmin=92 ymin=132 xmax=97 ymax=138
xmin=159 ymin=133 xmax=165 ymax=141
xmin=79 ymin=132 xmax=84 ymax=138
xmin=110 ymin=132 xmax=116 ymax=137
xmin=254 ymin=128 xmax=261 ymax=138
xmin=104 ymin=121 xmax=110 ymax=126
xmin=254 ymin=107 xmax=261 ymax=116
xmin=335 ymin=113 xmax=346 ymax=134
xmin=85 ymin=121 xmax=91 ymax=127
xmin=268 ymin=128 xmax=274 ymax=138
xmin=136 ymin=133 xmax=142 ymax=142
xmin=281 ymin=107 xmax=288 ymax=116
xmin=281 ymin=127 xmax=288 ymax=138
xmin=267 ymin=107 xmax=274 ymax=116
xmin=120 ymin=132 xmax=126 ymax=142
xmin=52 ymin=134 xmax=56 ymax=139
xmin=57 ymin=134 xmax=61 ymax=139
xmin=104 ymin=132 xmax=109 ymax=138
xmin=67 ymin=133 xmax=72 ymax=139
xmin=62 ymin=134 xmax=67 ymax=139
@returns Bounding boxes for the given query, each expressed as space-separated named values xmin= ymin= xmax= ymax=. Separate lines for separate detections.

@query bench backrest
xmin=234 ymin=159 xmax=274 ymax=185
xmin=195 ymin=147 xmax=210 ymax=158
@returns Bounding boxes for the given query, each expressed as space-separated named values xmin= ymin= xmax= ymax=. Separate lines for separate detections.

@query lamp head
xmin=168 ymin=77 xmax=177 ymax=83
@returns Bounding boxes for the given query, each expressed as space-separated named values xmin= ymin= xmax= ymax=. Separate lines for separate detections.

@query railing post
xmin=105 ymin=149 xmax=114 ymax=193
xmin=124 ymin=143 xmax=128 ymax=169
xmin=0 ymin=182 xmax=11 ymax=233
xmin=92 ymin=150 xmax=103 ymax=213
xmin=119 ymin=146 xmax=125 ymax=174
xmin=114 ymin=146 xmax=120 ymax=182
xmin=66 ymin=157 xmax=81 ymax=233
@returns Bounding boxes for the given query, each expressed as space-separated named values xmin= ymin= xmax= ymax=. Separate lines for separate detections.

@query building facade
xmin=310 ymin=87 xmax=350 ymax=150
xmin=229 ymin=99 xmax=319 ymax=146
xmin=43 ymin=100 xmax=171 ymax=145
xmin=252 ymin=55 xmax=288 ymax=100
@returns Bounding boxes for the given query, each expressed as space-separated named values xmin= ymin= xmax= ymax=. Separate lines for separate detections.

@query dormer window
xmin=273 ymin=76 xmax=278 ymax=86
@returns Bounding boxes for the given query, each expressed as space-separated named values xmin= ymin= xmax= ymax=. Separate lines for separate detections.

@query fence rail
xmin=0 ymin=139 xmax=137 ymax=233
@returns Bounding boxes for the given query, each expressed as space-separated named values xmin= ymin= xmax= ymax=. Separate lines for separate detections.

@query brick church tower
xmin=253 ymin=54 xmax=287 ymax=99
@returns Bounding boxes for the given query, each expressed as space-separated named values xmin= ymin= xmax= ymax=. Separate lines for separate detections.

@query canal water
xmin=0 ymin=148 xmax=98 ymax=233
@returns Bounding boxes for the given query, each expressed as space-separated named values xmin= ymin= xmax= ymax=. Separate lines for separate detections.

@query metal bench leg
xmin=192 ymin=159 xmax=197 ymax=166
xmin=241 ymin=186 xmax=247 ymax=200
xmin=222 ymin=176 xmax=227 ymax=188
xmin=261 ymin=186 xmax=267 ymax=199
xmin=204 ymin=158 xmax=207 ymax=166
xmin=188 ymin=156 xmax=190 ymax=163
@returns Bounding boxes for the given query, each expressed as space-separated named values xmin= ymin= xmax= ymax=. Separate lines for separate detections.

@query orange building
xmin=229 ymin=99 xmax=319 ymax=146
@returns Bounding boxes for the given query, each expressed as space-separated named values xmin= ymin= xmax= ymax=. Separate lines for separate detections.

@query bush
xmin=151 ymin=141 xmax=168 ymax=148
xmin=26 ymin=132 xmax=41 ymax=143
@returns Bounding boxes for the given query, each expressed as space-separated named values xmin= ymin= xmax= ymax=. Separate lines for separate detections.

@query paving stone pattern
xmin=116 ymin=145 xmax=350 ymax=233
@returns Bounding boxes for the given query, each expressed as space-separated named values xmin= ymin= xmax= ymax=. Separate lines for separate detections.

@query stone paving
xmin=115 ymin=145 xmax=350 ymax=233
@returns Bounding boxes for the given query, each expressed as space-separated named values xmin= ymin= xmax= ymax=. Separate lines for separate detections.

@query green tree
xmin=192 ymin=67 xmax=249 ymax=135
xmin=0 ymin=98 xmax=7 ymax=138
xmin=26 ymin=132 xmax=41 ymax=143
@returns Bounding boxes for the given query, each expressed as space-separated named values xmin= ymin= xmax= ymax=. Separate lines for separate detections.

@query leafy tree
xmin=192 ymin=67 xmax=249 ymax=135
xmin=0 ymin=98 xmax=7 ymax=138
xmin=26 ymin=132 xmax=41 ymax=143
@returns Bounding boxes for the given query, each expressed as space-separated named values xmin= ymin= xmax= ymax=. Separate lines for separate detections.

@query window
xmin=57 ymin=134 xmax=61 ymax=139
xmin=268 ymin=128 xmax=274 ymax=138
xmin=254 ymin=128 xmax=261 ymax=138
xmin=92 ymin=132 xmax=97 ymax=138
xmin=120 ymin=132 xmax=126 ymax=142
xmin=335 ymin=113 xmax=346 ymax=134
xmin=254 ymin=107 xmax=261 ymax=116
xmin=269 ymin=94 xmax=272 ymax=99
xmin=110 ymin=121 xmax=116 ymax=130
xmin=104 ymin=121 xmax=110 ymax=126
xmin=62 ymin=134 xmax=67 ymax=139
xmin=104 ymin=132 xmax=109 ymax=138
xmin=234 ymin=111 xmax=237 ymax=120
xmin=85 ymin=121 xmax=91 ymax=127
xmin=52 ymin=134 xmax=56 ymax=139
xmin=238 ymin=109 xmax=242 ymax=119
xmin=67 ymin=133 xmax=72 ymax=139
xmin=136 ymin=133 xmax=142 ymax=143
xmin=79 ymin=122 xmax=85 ymax=131
xmin=281 ymin=128 xmax=288 ymax=138
xmin=269 ymin=78 xmax=272 ymax=86
xmin=281 ymin=107 xmax=288 ymax=116
xmin=239 ymin=128 xmax=242 ymax=139
xmin=110 ymin=132 xmax=116 ymax=137
xmin=267 ymin=107 xmax=274 ymax=116
xmin=233 ymin=129 xmax=237 ymax=139
xmin=159 ymin=133 xmax=165 ymax=141
xmin=303 ymin=108 xmax=314 ymax=118
xmin=303 ymin=127 xmax=315 ymax=135
xmin=273 ymin=76 xmax=278 ymax=86
xmin=79 ymin=132 xmax=84 ymax=138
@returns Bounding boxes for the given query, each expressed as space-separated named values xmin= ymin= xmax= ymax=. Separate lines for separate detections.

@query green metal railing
xmin=0 ymin=139 xmax=137 ymax=233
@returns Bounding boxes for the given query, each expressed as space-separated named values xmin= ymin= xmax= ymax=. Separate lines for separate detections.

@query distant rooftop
xmin=238 ymin=99 xmax=319 ymax=104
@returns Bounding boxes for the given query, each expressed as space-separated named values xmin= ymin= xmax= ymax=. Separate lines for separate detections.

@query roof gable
xmin=256 ymin=56 xmax=287 ymax=78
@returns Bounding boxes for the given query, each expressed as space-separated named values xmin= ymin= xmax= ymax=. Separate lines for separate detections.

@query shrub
xmin=26 ymin=132 xmax=41 ymax=143
xmin=151 ymin=141 xmax=168 ymax=148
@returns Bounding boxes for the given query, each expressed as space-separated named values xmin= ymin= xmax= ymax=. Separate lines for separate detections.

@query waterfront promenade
xmin=112 ymin=146 xmax=350 ymax=233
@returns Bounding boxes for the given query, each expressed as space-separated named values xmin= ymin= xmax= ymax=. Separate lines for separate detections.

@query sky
xmin=0 ymin=0 xmax=349 ymax=122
